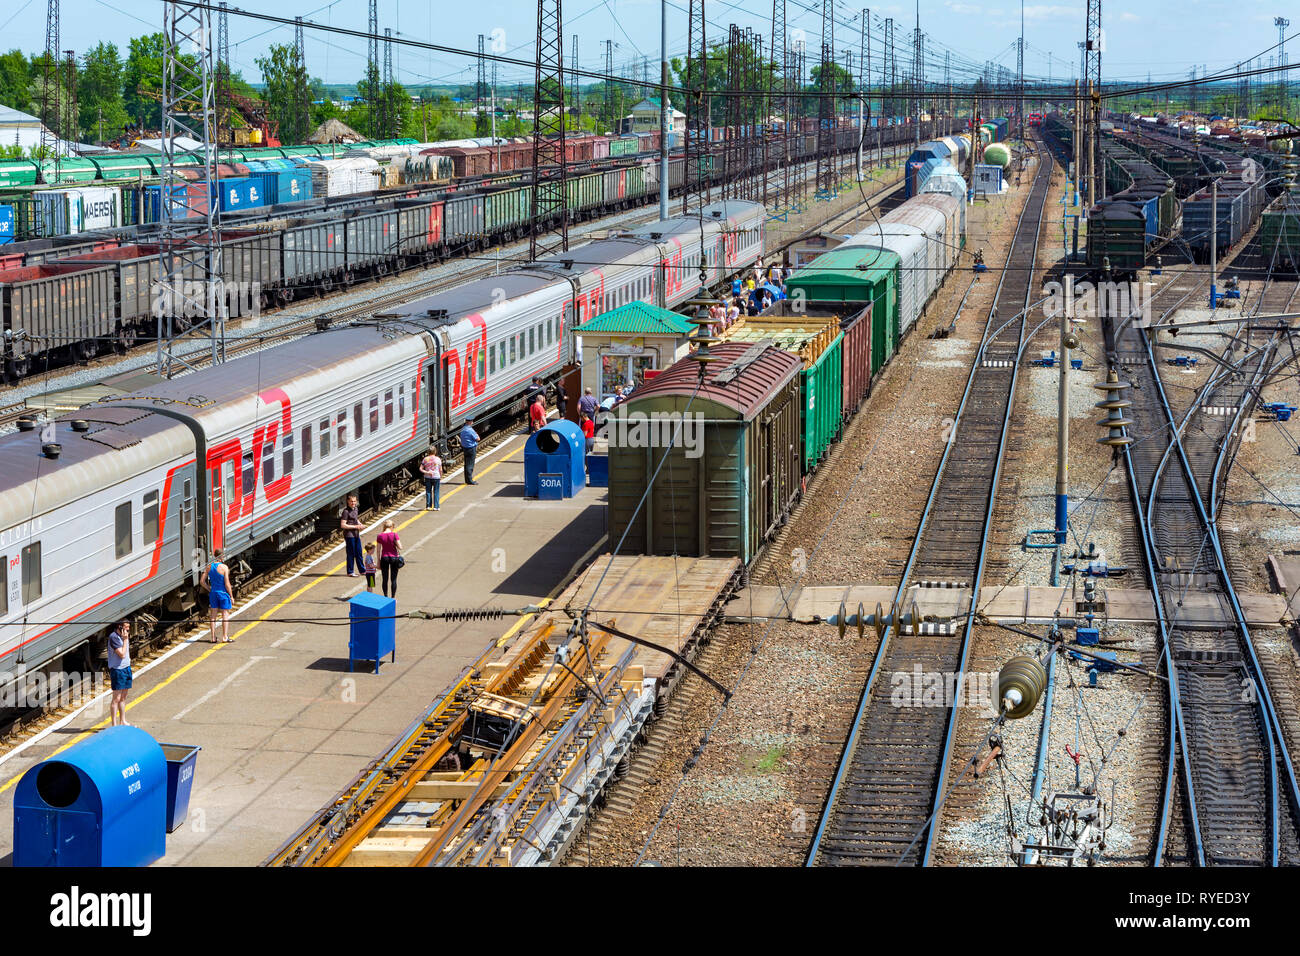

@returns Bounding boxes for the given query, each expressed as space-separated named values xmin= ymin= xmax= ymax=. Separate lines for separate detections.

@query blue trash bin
xmin=14 ymin=726 xmax=166 ymax=867
xmin=350 ymin=591 xmax=397 ymax=674
xmin=524 ymin=420 xmax=586 ymax=498
xmin=160 ymin=744 xmax=202 ymax=834
xmin=586 ymin=453 xmax=609 ymax=487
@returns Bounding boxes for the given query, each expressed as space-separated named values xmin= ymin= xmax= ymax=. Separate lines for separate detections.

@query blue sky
xmin=0 ymin=0 xmax=1293 ymax=91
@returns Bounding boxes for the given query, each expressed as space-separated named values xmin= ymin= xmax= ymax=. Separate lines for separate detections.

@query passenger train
xmin=0 ymin=200 xmax=765 ymax=686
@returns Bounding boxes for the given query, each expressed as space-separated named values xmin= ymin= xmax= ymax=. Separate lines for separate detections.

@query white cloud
xmin=944 ymin=1 xmax=991 ymax=14
xmin=1118 ymin=12 xmax=1140 ymax=22
xmin=1022 ymin=5 xmax=1076 ymax=20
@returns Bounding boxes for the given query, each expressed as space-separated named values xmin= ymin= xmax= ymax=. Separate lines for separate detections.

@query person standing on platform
xmin=376 ymin=520 xmax=403 ymax=599
xmin=200 ymin=550 xmax=234 ymax=642
xmin=420 ymin=447 xmax=442 ymax=511
xmin=460 ymin=419 xmax=480 ymax=485
xmin=579 ymin=387 xmax=598 ymax=420
xmin=107 ymin=619 xmax=133 ymax=727
xmin=362 ymin=543 xmax=378 ymax=593
xmin=556 ymin=380 xmax=568 ymax=419
xmin=581 ymin=412 xmax=596 ymax=454
xmin=529 ymin=393 xmax=547 ymax=434
xmin=340 ymin=494 xmax=365 ymax=576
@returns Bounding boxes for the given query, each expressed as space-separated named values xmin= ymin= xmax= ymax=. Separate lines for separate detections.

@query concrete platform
xmin=0 ymin=430 xmax=607 ymax=866
xmin=726 ymin=583 xmax=1291 ymax=628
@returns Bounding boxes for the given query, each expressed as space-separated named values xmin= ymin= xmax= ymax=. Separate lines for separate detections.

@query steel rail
xmin=806 ymin=141 xmax=1053 ymax=867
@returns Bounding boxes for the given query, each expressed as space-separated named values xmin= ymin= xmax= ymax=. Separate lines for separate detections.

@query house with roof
xmin=623 ymin=97 xmax=685 ymax=134
xmin=572 ymin=301 xmax=697 ymax=403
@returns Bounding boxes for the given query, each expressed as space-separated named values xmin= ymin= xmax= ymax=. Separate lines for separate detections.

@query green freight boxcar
xmin=785 ymin=246 xmax=900 ymax=374
xmin=483 ymin=184 xmax=531 ymax=235
xmin=89 ymin=154 xmax=161 ymax=180
xmin=605 ymin=342 xmax=804 ymax=563
xmin=720 ymin=316 xmax=844 ymax=472
xmin=1260 ymin=197 xmax=1300 ymax=273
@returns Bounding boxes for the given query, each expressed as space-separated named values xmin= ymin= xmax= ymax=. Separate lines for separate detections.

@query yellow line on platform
xmin=0 ymin=450 xmax=523 ymax=795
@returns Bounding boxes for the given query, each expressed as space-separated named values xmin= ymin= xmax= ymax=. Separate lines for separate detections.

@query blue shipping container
xmin=212 ymin=177 xmax=262 ymax=211
xmin=247 ymin=168 xmax=312 ymax=205
xmin=0 ymin=203 xmax=13 ymax=244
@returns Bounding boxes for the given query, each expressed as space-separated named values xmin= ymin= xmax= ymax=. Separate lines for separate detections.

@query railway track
xmin=805 ymin=139 xmax=1054 ymax=866
xmin=1114 ymin=237 xmax=1300 ymax=865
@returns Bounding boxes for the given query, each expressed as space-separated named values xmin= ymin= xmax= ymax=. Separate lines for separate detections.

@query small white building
xmin=572 ymin=301 xmax=697 ymax=403
xmin=625 ymin=98 xmax=685 ymax=134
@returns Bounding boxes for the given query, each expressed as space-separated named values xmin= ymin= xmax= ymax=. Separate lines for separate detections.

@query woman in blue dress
xmin=200 ymin=549 xmax=235 ymax=643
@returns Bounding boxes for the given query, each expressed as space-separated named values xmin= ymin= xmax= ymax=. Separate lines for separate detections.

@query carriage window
xmin=499 ymin=342 xmax=506 ymax=369
xmin=300 ymin=425 xmax=313 ymax=466
xmin=0 ymin=556 xmax=7 ymax=616
xmin=529 ymin=327 xmax=536 ymax=355
xmin=489 ymin=346 xmax=496 ymax=374
xmin=322 ymin=417 xmax=333 ymax=456
xmin=399 ymin=385 xmax=406 ymax=418
xmin=223 ymin=459 xmax=236 ymax=509
xmin=282 ymin=429 xmax=294 ymax=475
xmin=385 ymin=390 xmax=394 ymax=425
xmin=509 ymin=336 xmax=517 ymax=363
xmin=369 ymin=396 xmax=380 ymax=433
xmin=476 ymin=348 xmax=486 ymax=380
xmin=353 ymin=403 xmax=363 ymax=439
xmin=143 ymin=491 xmax=159 ymax=544
xmin=262 ymin=438 xmax=276 ymax=485
xmin=182 ymin=480 xmax=192 ymax=528
xmin=115 ymin=502 xmax=132 ymax=558
xmin=20 ymin=542 xmax=40 ymax=604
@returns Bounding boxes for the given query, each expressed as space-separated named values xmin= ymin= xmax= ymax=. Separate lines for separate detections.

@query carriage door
xmin=181 ymin=477 xmax=197 ymax=583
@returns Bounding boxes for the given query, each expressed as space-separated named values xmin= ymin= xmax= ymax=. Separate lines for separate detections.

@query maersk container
xmin=33 ymin=187 xmax=122 ymax=236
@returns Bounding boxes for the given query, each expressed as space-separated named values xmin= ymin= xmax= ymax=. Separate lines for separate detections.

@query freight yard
xmin=0 ymin=0 xmax=1298 ymax=935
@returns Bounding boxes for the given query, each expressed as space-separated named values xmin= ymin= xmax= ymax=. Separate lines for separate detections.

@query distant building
xmin=624 ymin=98 xmax=685 ymax=134
xmin=0 ymin=104 xmax=103 ymax=155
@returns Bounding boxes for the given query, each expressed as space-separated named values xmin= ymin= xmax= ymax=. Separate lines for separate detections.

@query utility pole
xmin=477 ymin=34 xmax=487 ymax=119
xmin=1017 ymin=0 xmax=1025 ymax=141
xmin=684 ymin=0 xmax=707 ymax=214
xmin=367 ymin=0 xmax=379 ymax=131
xmin=38 ymin=0 xmax=60 ymax=183
xmin=772 ymin=0 xmax=787 ymax=207
xmin=158 ymin=0 xmax=222 ymax=377
xmin=659 ymin=1 xmax=668 ymax=219
xmin=530 ymin=0 xmax=567 ymax=259
xmin=1083 ymin=0 xmax=1102 ymax=208
xmin=859 ymin=9 xmax=869 ymax=179
xmin=64 ymin=50 xmax=77 ymax=144
xmin=217 ymin=1 xmax=229 ymax=145
xmin=295 ymin=16 xmax=309 ymax=143
xmin=1210 ymin=179 xmax=1218 ymax=308
xmin=1277 ymin=17 xmax=1291 ymax=117
xmin=382 ymin=28 xmax=393 ymax=139
xmin=604 ymin=40 xmax=614 ymax=131
xmin=571 ymin=34 xmax=580 ymax=129
xmin=816 ymin=0 xmax=835 ymax=196
xmin=912 ymin=0 xmax=922 ymax=149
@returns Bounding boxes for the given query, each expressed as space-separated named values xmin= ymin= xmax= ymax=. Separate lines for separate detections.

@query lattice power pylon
xmin=816 ymin=0 xmax=835 ymax=196
xmin=37 ymin=0 xmax=60 ymax=182
xmin=771 ymin=0 xmax=786 ymax=211
xmin=217 ymin=1 xmax=229 ymax=141
xmin=64 ymin=49 xmax=77 ymax=142
xmin=684 ymin=0 xmax=708 ymax=214
xmin=158 ymin=0 xmax=223 ymax=377
xmin=477 ymin=35 xmax=487 ymax=116
xmin=1277 ymin=17 xmax=1291 ymax=116
xmin=570 ymin=35 xmax=580 ymax=125
xmin=382 ymin=28 xmax=394 ymax=138
xmin=295 ymin=17 xmax=309 ymax=139
xmin=531 ymin=0 xmax=568 ymax=259
xmin=603 ymin=39 xmax=614 ymax=130
xmin=884 ymin=18 xmax=894 ymax=120
xmin=1084 ymin=0 xmax=1102 ymax=206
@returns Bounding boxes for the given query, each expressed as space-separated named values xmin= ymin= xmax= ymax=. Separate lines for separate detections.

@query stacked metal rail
xmin=806 ymin=142 xmax=1053 ymax=866
xmin=1113 ymin=265 xmax=1300 ymax=865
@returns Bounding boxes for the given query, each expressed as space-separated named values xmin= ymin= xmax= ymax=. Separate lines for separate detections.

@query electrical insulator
xmin=1094 ymin=367 xmax=1134 ymax=448
xmin=999 ymin=655 xmax=1048 ymax=719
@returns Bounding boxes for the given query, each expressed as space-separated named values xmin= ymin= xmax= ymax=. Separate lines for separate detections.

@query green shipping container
xmin=786 ymin=247 xmax=900 ymax=374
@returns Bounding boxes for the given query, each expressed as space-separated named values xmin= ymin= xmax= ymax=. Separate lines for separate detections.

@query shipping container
xmin=606 ymin=342 xmax=804 ymax=563
xmin=32 ymin=186 xmax=123 ymax=236
xmin=0 ymin=204 xmax=12 ymax=245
